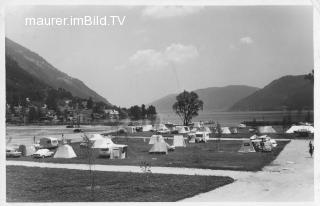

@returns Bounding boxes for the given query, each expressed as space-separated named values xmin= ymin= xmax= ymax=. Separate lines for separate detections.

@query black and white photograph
xmin=1 ymin=0 xmax=319 ymax=204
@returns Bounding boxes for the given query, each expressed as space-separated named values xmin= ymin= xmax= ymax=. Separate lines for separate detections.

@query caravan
xmin=36 ymin=137 xmax=59 ymax=149
xmin=175 ymin=126 xmax=191 ymax=134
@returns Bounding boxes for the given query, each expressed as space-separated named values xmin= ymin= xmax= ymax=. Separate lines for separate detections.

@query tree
xmin=172 ymin=90 xmax=203 ymax=126
xmin=129 ymin=105 xmax=142 ymax=120
xmin=28 ymin=107 xmax=39 ymax=122
xmin=146 ymin=105 xmax=157 ymax=120
xmin=87 ymin=97 xmax=93 ymax=109
xmin=141 ymin=104 xmax=147 ymax=119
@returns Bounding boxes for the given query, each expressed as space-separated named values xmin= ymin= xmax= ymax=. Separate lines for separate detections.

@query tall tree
xmin=129 ymin=105 xmax=142 ymax=120
xmin=172 ymin=90 xmax=203 ymax=126
xmin=146 ymin=105 xmax=157 ymax=119
xmin=141 ymin=104 xmax=147 ymax=119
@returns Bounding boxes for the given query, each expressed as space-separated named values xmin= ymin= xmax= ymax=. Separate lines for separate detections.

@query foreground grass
xmin=7 ymin=139 xmax=290 ymax=171
xmin=7 ymin=166 xmax=234 ymax=202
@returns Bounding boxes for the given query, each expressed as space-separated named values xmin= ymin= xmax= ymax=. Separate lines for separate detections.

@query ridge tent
xmin=221 ymin=127 xmax=231 ymax=134
xmin=231 ymin=128 xmax=238 ymax=134
xmin=54 ymin=144 xmax=77 ymax=158
xmin=173 ymin=135 xmax=186 ymax=147
xmin=238 ymin=140 xmax=256 ymax=153
xmin=286 ymin=125 xmax=314 ymax=134
xmin=257 ymin=126 xmax=276 ymax=134
xmin=149 ymin=135 xmax=165 ymax=144
xmin=149 ymin=142 xmax=168 ymax=154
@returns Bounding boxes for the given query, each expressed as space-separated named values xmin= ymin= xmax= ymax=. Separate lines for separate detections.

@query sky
xmin=5 ymin=5 xmax=314 ymax=107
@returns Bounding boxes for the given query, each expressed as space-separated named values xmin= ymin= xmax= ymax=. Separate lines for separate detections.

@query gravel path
xmin=6 ymin=139 xmax=314 ymax=202
xmin=181 ymin=139 xmax=314 ymax=202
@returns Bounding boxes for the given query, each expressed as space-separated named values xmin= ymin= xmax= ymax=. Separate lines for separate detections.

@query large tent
xmin=173 ymin=135 xmax=186 ymax=147
xmin=54 ymin=144 xmax=77 ymax=158
xmin=89 ymin=134 xmax=105 ymax=141
xmin=286 ymin=125 xmax=314 ymax=134
xmin=92 ymin=137 xmax=115 ymax=148
xmin=257 ymin=126 xmax=276 ymax=134
xmin=238 ymin=140 xmax=256 ymax=153
xmin=149 ymin=135 xmax=165 ymax=144
xmin=149 ymin=142 xmax=168 ymax=154
xmin=221 ymin=127 xmax=231 ymax=134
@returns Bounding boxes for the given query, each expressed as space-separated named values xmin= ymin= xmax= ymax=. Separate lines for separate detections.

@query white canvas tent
xmin=89 ymin=134 xmax=105 ymax=141
xmin=257 ymin=126 xmax=276 ymax=134
xmin=221 ymin=127 xmax=231 ymax=134
xmin=198 ymin=127 xmax=212 ymax=134
xmin=238 ymin=140 xmax=256 ymax=153
xmin=142 ymin=125 xmax=153 ymax=132
xmin=149 ymin=135 xmax=165 ymax=144
xmin=231 ymin=128 xmax=238 ymax=134
xmin=149 ymin=142 xmax=168 ymax=154
xmin=92 ymin=137 xmax=115 ymax=148
xmin=54 ymin=144 xmax=77 ymax=158
xmin=286 ymin=125 xmax=314 ymax=134
xmin=173 ymin=135 xmax=186 ymax=147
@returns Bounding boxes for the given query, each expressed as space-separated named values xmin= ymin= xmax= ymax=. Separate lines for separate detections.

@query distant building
xmin=105 ymin=109 xmax=119 ymax=120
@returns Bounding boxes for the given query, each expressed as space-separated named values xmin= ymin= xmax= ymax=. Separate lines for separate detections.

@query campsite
xmin=7 ymin=135 xmax=290 ymax=171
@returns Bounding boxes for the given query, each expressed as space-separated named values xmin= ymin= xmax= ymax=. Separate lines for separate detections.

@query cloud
xmin=142 ymin=6 xmax=203 ymax=19
xmin=239 ymin=36 xmax=254 ymax=45
xmin=117 ymin=43 xmax=199 ymax=72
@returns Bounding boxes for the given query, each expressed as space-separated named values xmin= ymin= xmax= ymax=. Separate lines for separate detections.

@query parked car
xmin=32 ymin=149 xmax=54 ymax=158
xmin=195 ymin=132 xmax=210 ymax=143
xmin=73 ymin=128 xmax=84 ymax=133
xmin=6 ymin=148 xmax=22 ymax=157
xmin=37 ymin=137 xmax=59 ymax=149
xmin=156 ymin=128 xmax=170 ymax=134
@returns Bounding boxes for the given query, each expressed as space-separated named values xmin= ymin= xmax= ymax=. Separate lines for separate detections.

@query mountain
xmin=229 ymin=75 xmax=313 ymax=111
xmin=150 ymin=85 xmax=259 ymax=112
xmin=5 ymin=38 xmax=111 ymax=105
xmin=6 ymin=55 xmax=51 ymax=105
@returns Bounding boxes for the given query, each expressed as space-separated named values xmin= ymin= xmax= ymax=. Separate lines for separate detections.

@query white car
xmin=33 ymin=149 xmax=54 ymax=158
xmin=157 ymin=128 xmax=170 ymax=134
xmin=6 ymin=148 xmax=22 ymax=157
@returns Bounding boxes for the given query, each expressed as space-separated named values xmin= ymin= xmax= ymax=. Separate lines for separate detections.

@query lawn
xmin=6 ymin=166 xmax=234 ymax=202
xmin=7 ymin=138 xmax=290 ymax=171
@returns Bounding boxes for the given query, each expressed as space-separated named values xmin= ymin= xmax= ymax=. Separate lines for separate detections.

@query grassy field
xmin=7 ymin=138 xmax=290 ymax=171
xmin=7 ymin=166 xmax=234 ymax=202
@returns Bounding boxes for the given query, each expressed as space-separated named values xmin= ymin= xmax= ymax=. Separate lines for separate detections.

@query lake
xmin=158 ymin=110 xmax=313 ymax=127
